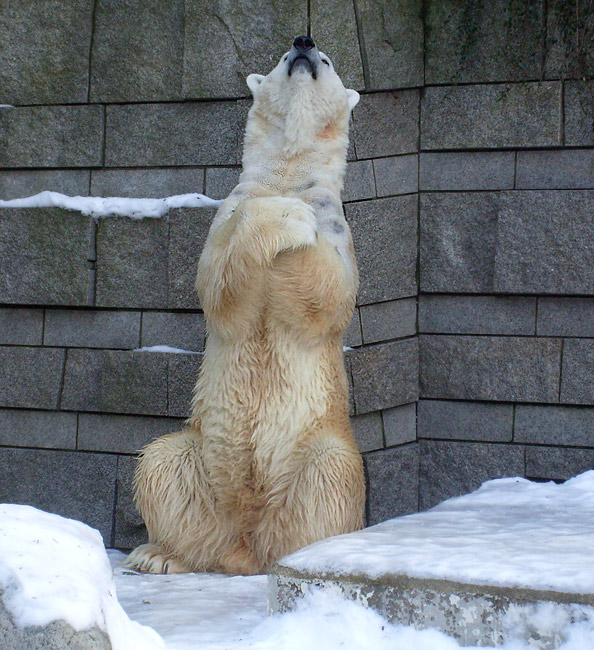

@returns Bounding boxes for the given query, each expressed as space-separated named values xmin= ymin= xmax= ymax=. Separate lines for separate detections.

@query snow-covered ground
xmin=0 ymin=190 xmax=222 ymax=219
xmin=2 ymin=474 xmax=594 ymax=650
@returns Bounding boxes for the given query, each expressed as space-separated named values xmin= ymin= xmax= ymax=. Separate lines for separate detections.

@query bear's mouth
xmin=288 ymin=55 xmax=318 ymax=79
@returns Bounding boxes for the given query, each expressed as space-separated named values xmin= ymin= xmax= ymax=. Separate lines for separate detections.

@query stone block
xmin=418 ymin=295 xmax=536 ymax=335
xmin=141 ymin=311 xmax=205 ymax=352
xmin=425 ymin=0 xmax=543 ymax=83
xmin=344 ymin=351 xmax=356 ymax=417
xmin=493 ymin=190 xmax=594 ymax=294
xmin=421 ymin=191 xmax=594 ymax=295
xmin=346 ymin=195 xmax=417 ymax=304
xmin=560 ymin=339 xmax=594 ymax=405
xmin=420 ymin=192 xmax=500 ymax=293
xmin=516 ymin=150 xmax=594 ymax=189
xmin=420 ymin=335 xmax=561 ymax=403
xmin=373 ymin=155 xmax=418 ymax=197
xmin=419 ymin=440 xmax=525 ymax=510
xmin=0 ymin=603 xmax=110 ymax=650
xmin=95 ymin=216 xmax=168 ymax=309
xmin=0 ymin=408 xmax=76 ymax=449
xmin=61 ymin=349 xmax=168 ymax=416
xmin=419 ymin=152 xmax=515 ymax=191
xmin=343 ymin=160 xmax=375 ymax=202
xmin=526 ymin=446 xmax=594 ymax=482
xmin=564 ymin=81 xmax=594 ymax=146
xmin=0 ymin=308 xmax=43 ymax=345
xmin=204 ymin=167 xmax=241 ymax=200
xmin=360 ymin=298 xmax=416 ymax=344
xmin=105 ymin=102 xmax=243 ymax=167
xmin=168 ymin=354 xmax=203 ymax=417
xmin=311 ymin=0 xmax=365 ymax=90
xmin=343 ymin=309 xmax=362 ymax=348
xmin=0 ymin=208 xmax=92 ymax=306
xmin=418 ymin=400 xmax=513 ymax=442
xmin=355 ymin=0 xmax=423 ymax=89
xmin=538 ymin=297 xmax=594 ymax=337
xmin=0 ymin=448 xmax=117 ymax=542
xmin=44 ymin=309 xmax=141 ymax=349
xmin=383 ymin=402 xmax=417 ymax=447
xmin=351 ymin=411 xmax=384 ymax=453
xmin=0 ymin=170 xmax=90 ymax=200
xmin=0 ymin=0 xmax=93 ymax=105
xmin=78 ymin=413 xmax=185 ymax=454
xmin=421 ymin=83 xmax=562 ymax=150
xmin=0 ymin=347 xmax=65 ymax=410
xmin=114 ymin=455 xmax=148 ymax=550
xmin=0 ymin=106 xmax=104 ymax=168
xmin=545 ymin=1 xmax=594 ymax=80
xmin=352 ymin=90 xmax=419 ymax=159
xmin=515 ymin=404 xmax=594 ymax=446
xmin=167 ymin=208 xmax=215 ymax=309
xmin=183 ymin=0 xmax=306 ymax=98
xmin=350 ymin=338 xmax=419 ymax=414
xmin=90 ymin=0 xmax=183 ymax=102
xmin=91 ymin=168 xmax=204 ymax=199
xmin=365 ymin=444 xmax=419 ymax=525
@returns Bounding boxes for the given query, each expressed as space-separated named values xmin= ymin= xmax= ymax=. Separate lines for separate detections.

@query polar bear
xmin=124 ymin=36 xmax=365 ymax=575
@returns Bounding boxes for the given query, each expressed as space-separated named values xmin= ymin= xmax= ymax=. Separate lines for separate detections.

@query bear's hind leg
xmin=253 ymin=430 xmax=365 ymax=571
xmin=124 ymin=429 xmax=233 ymax=574
xmin=123 ymin=543 xmax=191 ymax=574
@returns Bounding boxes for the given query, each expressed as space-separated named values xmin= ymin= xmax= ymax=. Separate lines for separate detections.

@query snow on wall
xmin=0 ymin=191 xmax=222 ymax=219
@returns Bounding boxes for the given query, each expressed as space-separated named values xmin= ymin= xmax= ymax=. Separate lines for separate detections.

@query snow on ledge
xmin=0 ymin=191 xmax=222 ymax=219
xmin=280 ymin=471 xmax=594 ymax=595
xmin=0 ymin=504 xmax=165 ymax=650
xmin=134 ymin=345 xmax=202 ymax=354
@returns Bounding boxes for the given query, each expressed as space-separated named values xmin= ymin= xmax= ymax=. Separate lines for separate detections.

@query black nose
xmin=293 ymin=35 xmax=315 ymax=51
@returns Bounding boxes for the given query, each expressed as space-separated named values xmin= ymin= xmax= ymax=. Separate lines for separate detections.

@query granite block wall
xmin=0 ymin=0 xmax=592 ymax=544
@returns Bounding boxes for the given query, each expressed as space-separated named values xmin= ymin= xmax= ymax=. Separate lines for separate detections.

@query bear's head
xmin=245 ymin=36 xmax=360 ymax=159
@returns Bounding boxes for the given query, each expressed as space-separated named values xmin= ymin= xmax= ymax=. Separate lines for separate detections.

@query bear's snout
xmin=287 ymin=35 xmax=319 ymax=79
xmin=293 ymin=35 xmax=315 ymax=51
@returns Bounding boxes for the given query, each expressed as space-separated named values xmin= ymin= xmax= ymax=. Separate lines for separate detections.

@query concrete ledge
xmin=269 ymin=570 xmax=594 ymax=649
xmin=269 ymin=474 xmax=594 ymax=649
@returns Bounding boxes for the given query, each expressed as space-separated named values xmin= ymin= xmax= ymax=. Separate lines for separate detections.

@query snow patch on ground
xmin=281 ymin=472 xmax=594 ymax=594
xmin=3 ymin=474 xmax=594 ymax=650
xmin=0 ymin=505 xmax=165 ymax=650
xmin=0 ymin=191 xmax=222 ymax=219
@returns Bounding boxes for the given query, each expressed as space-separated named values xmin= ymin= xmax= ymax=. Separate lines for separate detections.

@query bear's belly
xmin=192 ymin=331 xmax=340 ymax=500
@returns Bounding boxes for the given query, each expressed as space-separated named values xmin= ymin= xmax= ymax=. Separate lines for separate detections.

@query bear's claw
xmin=123 ymin=543 xmax=191 ymax=574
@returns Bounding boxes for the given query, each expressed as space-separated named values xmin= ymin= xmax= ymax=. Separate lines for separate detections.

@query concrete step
xmin=269 ymin=473 xmax=594 ymax=648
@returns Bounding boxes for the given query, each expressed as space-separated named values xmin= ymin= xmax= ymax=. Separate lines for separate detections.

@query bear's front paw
xmin=277 ymin=198 xmax=318 ymax=250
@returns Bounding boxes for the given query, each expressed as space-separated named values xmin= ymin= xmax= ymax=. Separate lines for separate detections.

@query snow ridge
xmin=0 ymin=191 xmax=222 ymax=219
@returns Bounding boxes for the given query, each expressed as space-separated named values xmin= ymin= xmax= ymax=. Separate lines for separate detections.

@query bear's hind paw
xmin=123 ymin=543 xmax=191 ymax=574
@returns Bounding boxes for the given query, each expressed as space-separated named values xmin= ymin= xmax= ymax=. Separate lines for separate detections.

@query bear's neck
xmin=240 ymin=140 xmax=347 ymax=198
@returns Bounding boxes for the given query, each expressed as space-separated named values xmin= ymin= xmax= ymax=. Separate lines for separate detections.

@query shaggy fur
xmin=124 ymin=41 xmax=365 ymax=575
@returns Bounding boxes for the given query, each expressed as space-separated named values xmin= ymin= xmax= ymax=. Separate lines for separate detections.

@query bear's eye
xmin=322 ymin=59 xmax=330 ymax=66
xmin=283 ymin=55 xmax=288 ymax=61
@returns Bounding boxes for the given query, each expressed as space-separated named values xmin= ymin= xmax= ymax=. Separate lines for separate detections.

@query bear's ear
xmin=246 ymin=74 xmax=265 ymax=97
xmin=346 ymin=89 xmax=360 ymax=111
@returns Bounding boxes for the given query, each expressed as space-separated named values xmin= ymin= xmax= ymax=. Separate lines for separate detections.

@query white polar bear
xmin=125 ymin=36 xmax=365 ymax=575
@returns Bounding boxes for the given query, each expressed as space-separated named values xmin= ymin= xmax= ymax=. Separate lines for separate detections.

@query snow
xmin=135 ymin=345 xmax=202 ymax=354
xmin=0 ymin=504 xmax=165 ymax=650
xmin=0 ymin=190 xmax=222 ymax=219
xmin=2 ymin=474 xmax=594 ymax=650
xmin=281 ymin=472 xmax=594 ymax=594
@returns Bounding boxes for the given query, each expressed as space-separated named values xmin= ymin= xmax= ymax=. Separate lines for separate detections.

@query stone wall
xmin=0 ymin=0 xmax=592 ymax=546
